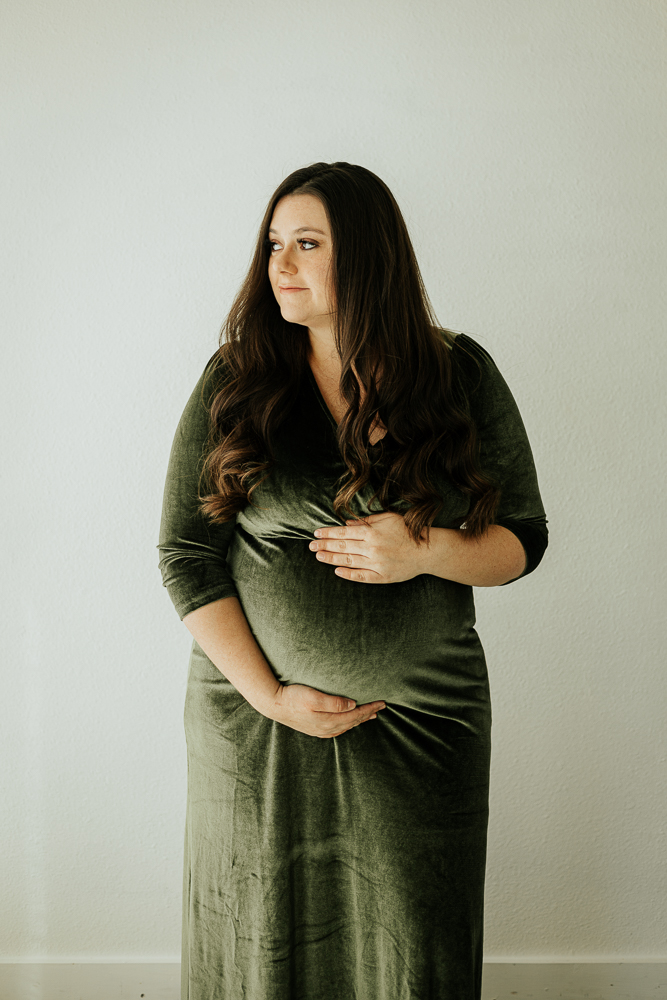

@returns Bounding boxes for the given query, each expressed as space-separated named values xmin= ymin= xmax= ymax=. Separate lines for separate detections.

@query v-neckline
xmin=305 ymin=363 xmax=340 ymax=430
xmin=305 ymin=363 xmax=384 ymax=452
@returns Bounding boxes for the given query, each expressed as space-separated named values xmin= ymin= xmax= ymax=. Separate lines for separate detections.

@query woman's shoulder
xmin=436 ymin=327 xmax=495 ymax=361
xmin=198 ymin=343 xmax=236 ymax=407
xmin=435 ymin=327 xmax=500 ymax=395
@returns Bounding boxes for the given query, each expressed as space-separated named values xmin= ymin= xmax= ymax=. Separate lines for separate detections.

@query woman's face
xmin=267 ymin=193 xmax=335 ymax=334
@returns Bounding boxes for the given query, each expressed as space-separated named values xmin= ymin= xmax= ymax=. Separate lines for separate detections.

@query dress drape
xmin=157 ymin=331 xmax=548 ymax=1000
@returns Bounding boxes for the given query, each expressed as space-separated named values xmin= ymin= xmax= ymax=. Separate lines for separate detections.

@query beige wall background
xmin=1 ymin=0 xmax=665 ymax=962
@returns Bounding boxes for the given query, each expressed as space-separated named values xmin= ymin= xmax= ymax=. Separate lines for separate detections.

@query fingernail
xmin=347 ymin=700 xmax=355 ymax=709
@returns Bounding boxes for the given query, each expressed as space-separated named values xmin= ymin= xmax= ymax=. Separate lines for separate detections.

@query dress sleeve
xmin=452 ymin=333 xmax=549 ymax=586
xmin=156 ymin=355 xmax=240 ymax=619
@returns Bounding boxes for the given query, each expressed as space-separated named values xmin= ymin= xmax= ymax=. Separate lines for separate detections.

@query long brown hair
xmin=198 ymin=161 xmax=501 ymax=544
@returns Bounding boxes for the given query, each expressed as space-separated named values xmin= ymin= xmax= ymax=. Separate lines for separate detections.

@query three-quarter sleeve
xmin=453 ymin=333 xmax=549 ymax=586
xmin=157 ymin=356 xmax=240 ymax=619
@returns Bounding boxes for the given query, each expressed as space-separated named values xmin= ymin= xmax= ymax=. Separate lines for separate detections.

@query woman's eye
xmin=265 ymin=238 xmax=318 ymax=251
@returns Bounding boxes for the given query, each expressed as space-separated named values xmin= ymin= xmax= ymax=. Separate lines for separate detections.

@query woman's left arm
xmin=431 ymin=333 xmax=549 ymax=588
xmin=309 ymin=334 xmax=548 ymax=588
xmin=417 ymin=522 xmax=528 ymax=588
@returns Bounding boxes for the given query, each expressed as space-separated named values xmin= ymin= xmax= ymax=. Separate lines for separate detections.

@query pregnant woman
xmin=157 ymin=161 xmax=548 ymax=1000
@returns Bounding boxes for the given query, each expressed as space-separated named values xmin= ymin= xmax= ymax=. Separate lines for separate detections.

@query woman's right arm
xmin=182 ymin=596 xmax=385 ymax=735
xmin=182 ymin=596 xmax=282 ymax=714
xmin=157 ymin=355 xmax=385 ymax=737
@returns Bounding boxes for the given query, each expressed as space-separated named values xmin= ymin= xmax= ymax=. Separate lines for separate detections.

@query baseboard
xmin=481 ymin=962 xmax=667 ymax=999
xmin=0 ymin=963 xmax=180 ymax=1000
xmin=2 ymin=954 xmax=665 ymax=964
xmin=0 ymin=957 xmax=181 ymax=964
xmin=0 ymin=959 xmax=665 ymax=1000
xmin=484 ymin=955 xmax=667 ymax=963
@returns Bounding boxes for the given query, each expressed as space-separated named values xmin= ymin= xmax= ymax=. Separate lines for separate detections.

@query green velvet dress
xmin=157 ymin=331 xmax=548 ymax=1000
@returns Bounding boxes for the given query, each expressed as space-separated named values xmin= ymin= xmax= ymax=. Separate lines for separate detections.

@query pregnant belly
xmin=226 ymin=529 xmax=489 ymax=717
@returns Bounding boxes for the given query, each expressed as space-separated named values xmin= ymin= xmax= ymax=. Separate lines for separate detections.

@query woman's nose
xmin=272 ymin=251 xmax=297 ymax=275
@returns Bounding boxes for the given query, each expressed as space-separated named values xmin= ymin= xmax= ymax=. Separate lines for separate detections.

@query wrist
xmin=252 ymin=679 xmax=284 ymax=719
xmin=417 ymin=525 xmax=448 ymax=576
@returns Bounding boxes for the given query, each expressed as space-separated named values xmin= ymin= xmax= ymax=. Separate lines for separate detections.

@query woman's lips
xmin=279 ymin=287 xmax=307 ymax=292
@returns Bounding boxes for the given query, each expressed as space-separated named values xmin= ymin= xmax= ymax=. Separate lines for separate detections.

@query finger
xmin=346 ymin=512 xmax=395 ymax=525
xmin=333 ymin=567 xmax=381 ymax=582
xmin=318 ymin=694 xmax=357 ymax=714
xmin=313 ymin=524 xmax=366 ymax=539
xmin=310 ymin=542 xmax=369 ymax=562
xmin=323 ymin=698 xmax=385 ymax=716
xmin=317 ymin=549 xmax=370 ymax=569
xmin=309 ymin=538 xmax=364 ymax=554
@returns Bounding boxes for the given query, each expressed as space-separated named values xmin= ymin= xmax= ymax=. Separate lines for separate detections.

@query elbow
xmin=489 ymin=526 xmax=528 ymax=586
xmin=499 ymin=546 xmax=528 ymax=586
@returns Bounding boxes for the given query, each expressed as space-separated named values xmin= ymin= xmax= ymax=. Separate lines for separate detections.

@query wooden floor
xmin=0 ymin=962 xmax=664 ymax=999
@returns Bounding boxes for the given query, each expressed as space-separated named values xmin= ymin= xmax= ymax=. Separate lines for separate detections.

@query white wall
xmin=2 ymin=0 xmax=665 ymax=962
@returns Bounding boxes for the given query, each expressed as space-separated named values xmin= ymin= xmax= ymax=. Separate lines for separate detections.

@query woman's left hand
xmin=309 ymin=512 xmax=427 ymax=584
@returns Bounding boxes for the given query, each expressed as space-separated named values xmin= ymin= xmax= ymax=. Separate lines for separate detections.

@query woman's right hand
xmin=262 ymin=683 xmax=387 ymax=738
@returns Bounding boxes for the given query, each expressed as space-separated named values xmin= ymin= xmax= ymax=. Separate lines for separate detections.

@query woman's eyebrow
xmin=268 ymin=226 xmax=327 ymax=235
